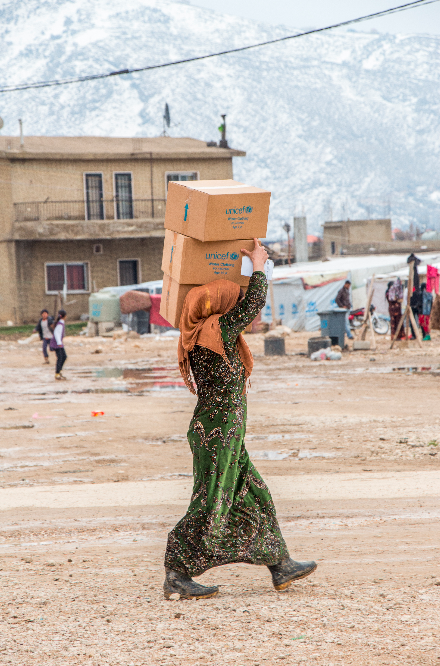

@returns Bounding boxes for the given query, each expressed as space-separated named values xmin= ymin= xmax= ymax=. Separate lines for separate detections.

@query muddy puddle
xmin=249 ymin=450 xmax=291 ymax=460
xmin=249 ymin=449 xmax=336 ymax=460
xmin=74 ymin=366 xmax=185 ymax=392
xmin=391 ymin=366 xmax=439 ymax=374
xmin=326 ymin=365 xmax=440 ymax=375
xmin=298 ymin=449 xmax=336 ymax=459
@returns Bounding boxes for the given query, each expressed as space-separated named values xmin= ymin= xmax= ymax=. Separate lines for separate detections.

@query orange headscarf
xmin=177 ymin=279 xmax=253 ymax=395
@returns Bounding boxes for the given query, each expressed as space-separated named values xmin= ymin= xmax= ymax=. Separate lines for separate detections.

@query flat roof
xmin=0 ymin=135 xmax=246 ymax=160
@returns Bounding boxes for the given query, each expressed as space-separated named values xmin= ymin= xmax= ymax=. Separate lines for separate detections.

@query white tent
xmin=262 ymin=253 xmax=440 ymax=331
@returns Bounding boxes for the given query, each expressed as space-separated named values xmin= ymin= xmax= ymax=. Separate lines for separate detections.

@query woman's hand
xmin=241 ymin=238 xmax=268 ymax=274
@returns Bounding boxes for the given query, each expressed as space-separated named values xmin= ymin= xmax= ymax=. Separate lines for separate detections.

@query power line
xmin=0 ymin=0 xmax=438 ymax=94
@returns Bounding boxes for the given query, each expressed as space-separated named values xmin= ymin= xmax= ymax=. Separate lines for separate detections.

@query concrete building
xmin=0 ymin=136 xmax=245 ymax=324
xmin=323 ymin=218 xmax=392 ymax=256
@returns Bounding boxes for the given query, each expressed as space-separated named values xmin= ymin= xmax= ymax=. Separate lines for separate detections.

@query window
xmin=85 ymin=173 xmax=104 ymax=220
xmin=118 ymin=259 xmax=139 ymax=286
xmin=165 ymin=172 xmax=198 ymax=192
xmin=114 ymin=173 xmax=133 ymax=219
xmin=46 ymin=263 xmax=89 ymax=294
xmin=331 ymin=241 xmax=336 ymax=255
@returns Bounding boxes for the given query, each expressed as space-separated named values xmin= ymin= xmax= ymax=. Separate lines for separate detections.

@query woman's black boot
xmin=163 ymin=568 xmax=219 ymax=600
xmin=268 ymin=557 xmax=317 ymax=591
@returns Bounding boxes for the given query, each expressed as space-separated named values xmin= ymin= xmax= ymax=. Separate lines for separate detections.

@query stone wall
xmin=14 ymin=237 xmax=164 ymax=324
xmin=323 ymin=219 xmax=392 ymax=256
xmin=8 ymin=157 xmax=233 ymax=205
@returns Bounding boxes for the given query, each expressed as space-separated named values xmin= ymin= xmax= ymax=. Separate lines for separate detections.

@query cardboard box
xmin=164 ymin=179 xmax=270 ymax=241
xmin=160 ymin=274 xmax=198 ymax=329
xmin=161 ymin=230 xmax=253 ymax=286
xmin=160 ymin=274 xmax=248 ymax=330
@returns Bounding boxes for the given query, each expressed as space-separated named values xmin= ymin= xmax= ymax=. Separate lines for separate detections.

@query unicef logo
xmin=226 ymin=205 xmax=254 ymax=215
xmin=230 ymin=252 xmax=239 ymax=260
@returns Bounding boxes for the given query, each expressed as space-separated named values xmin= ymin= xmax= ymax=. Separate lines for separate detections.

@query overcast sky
xmin=190 ymin=0 xmax=440 ymax=35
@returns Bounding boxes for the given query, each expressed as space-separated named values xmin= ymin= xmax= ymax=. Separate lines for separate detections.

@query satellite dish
xmin=164 ymin=103 xmax=171 ymax=128
xmin=0 ymin=117 xmax=4 ymax=131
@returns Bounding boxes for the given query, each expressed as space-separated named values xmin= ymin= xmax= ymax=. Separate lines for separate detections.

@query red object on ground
xmin=150 ymin=294 xmax=172 ymax=327
xmin=91 ymin=411 xmax=105 ymax=417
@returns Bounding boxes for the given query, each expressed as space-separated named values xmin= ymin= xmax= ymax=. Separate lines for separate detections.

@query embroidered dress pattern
xmin=165 ymin=272 xmax=289 ymax=577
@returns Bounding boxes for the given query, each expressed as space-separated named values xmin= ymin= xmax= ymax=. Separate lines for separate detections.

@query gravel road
xmin=1 ymin=331 xmax=439 ymax=665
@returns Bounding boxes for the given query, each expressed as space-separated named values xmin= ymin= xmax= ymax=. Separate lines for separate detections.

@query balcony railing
xmin=14 ymin=199 xmax=166 ymax=223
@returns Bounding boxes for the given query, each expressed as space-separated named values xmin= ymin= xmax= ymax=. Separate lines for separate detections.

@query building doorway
xmin=118 ymin=259 xmax=139 ymax=286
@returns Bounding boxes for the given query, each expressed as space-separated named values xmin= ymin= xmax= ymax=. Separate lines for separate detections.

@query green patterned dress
xmin=165 ymin=271 xmax=289 ymax=577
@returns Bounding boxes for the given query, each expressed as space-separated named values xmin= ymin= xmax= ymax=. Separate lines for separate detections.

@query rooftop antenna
xmin=219 ymin=114 xmax=229 ymax=148
xmin=162 ymin=103 xmax=171 ymax=136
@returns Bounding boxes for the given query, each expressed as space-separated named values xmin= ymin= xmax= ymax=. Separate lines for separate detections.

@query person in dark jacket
xmin=335 ymin=280 xmax=353 ymax=340
xmin=386 ymin=279 xmax=404 ymax=339
xmin=419 ymin=283 xmax=433 ymax=341
xmin=34 ymin=309 xmax=54 ymax=364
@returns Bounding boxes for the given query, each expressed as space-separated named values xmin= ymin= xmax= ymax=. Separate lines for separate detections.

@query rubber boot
xmin=163 ymin=568 xmax=219 ymax=600
xmin=268 ymin=557 xmax=317 ymax=591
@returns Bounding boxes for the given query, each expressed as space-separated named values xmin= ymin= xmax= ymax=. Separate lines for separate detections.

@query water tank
xmin=89 ymin=292 xmax=121 ymax=323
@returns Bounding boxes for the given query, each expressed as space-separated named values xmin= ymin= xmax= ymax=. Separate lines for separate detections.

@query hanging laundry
xmin=407 ymin=253 xmax=421 ymax=291
xmin=426 ymin=265 xmax=440 ymax=294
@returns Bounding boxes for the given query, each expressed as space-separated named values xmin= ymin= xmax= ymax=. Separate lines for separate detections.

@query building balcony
xmin=12 ymin=199 xmax=166 ymax=241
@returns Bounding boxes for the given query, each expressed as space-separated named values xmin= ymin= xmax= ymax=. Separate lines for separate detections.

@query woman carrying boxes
xmin=161 ymin=181 xmax=317 ymax=600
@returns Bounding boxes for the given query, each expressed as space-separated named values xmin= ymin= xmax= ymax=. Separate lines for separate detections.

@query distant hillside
xmin=1 ymin=0 xmax=440 ymax=237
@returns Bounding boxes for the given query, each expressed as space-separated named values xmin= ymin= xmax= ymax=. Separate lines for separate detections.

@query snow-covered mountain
xmin=1 ymin=0 xmax=440 ymax=237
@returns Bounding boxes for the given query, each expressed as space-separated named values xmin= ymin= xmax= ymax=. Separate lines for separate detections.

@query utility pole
xmin=19 ymin=118 xmax=24 ymax=148
xmin=282 ymin=222 xmax=291 ymax=265
xmin=294 ymin=216 xmax=308 ymax=263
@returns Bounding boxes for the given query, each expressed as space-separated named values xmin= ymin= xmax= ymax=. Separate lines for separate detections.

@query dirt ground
xmin=1 ymin=328 xmax=439 ymax=666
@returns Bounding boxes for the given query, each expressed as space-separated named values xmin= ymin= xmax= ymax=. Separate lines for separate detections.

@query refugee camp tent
xmin=370 ymin=256 xmax=440 ymax=315
xmin=262 ymin=254 xmax=440 ymax=331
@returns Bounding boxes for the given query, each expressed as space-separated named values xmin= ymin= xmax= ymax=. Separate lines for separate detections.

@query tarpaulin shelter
xmin=262 ymin=254 xmax=439 ymax=331
xmin=149 ymin=294 xmax=171 ymax=327
xmin=91 ymin=280 xmax=167 ymax=333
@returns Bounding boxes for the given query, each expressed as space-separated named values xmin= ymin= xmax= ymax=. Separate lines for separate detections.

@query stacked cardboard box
xmin=160 ymin=179 xmax=270 ymax=328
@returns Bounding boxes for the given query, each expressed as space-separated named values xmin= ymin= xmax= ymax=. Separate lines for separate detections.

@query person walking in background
xmin=34 ymin=309 xmax=54 ymax=364
xmin=419 ymin=283 xmax=433 ymax=341
xmin=335 ymin=279 xmax=354 ymax=341
xmin=50 ymin=310 xmax=67 ymax=380
xmin=386 ymin=278 xmax=404 ymax=339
